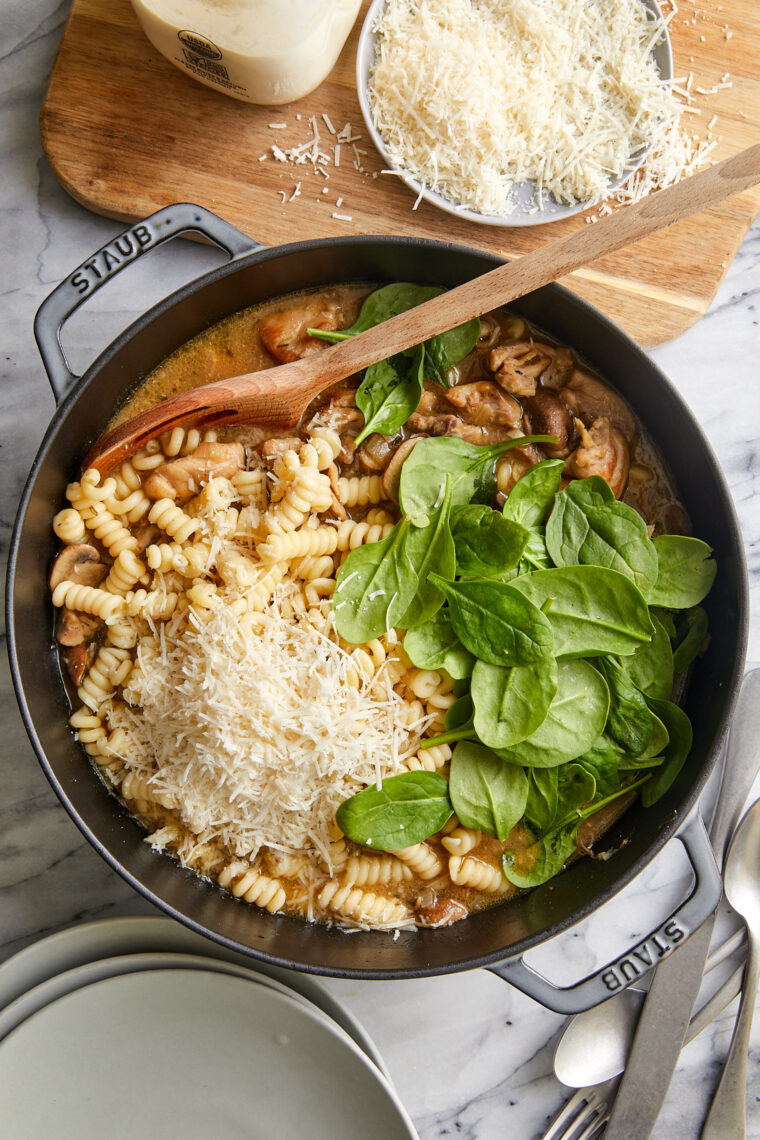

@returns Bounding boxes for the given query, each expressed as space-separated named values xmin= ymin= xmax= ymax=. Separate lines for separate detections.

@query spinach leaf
xmin=576 ymin=736 xmax=622 ymax=798
xmin=524 ymin=769 xmax=559 ymax=835
xmin=428 ymin=575 xmax=555 ymax=667
xmin=594 ymin=657 xmax=653 ymax=756
xmin=557 ymin=763 xmax=597 ymax=817
xmin=445 ymin=691 xmax=474 ymax=731
xmin=518 ymin=527 xmax=553 ymax=573
xmin=471 ymin=657 xmax=558 ymax=749
xmin=511 ymin=565 xmax=654 ymax=658
xmin=332 ymin=519 xmax=416 ymax=643
xmin=425 ymin=318 xmax=481 ymax=386
xmin=496 ymin=659 xmax=610 ymax=768
xmin=309 ymin=283 xmax=443 ymax=342
xmin=403 ymin=609 xmax=475 ymax=680
xmin=640 ymin=698 xmax=693 ymax=806
xmin=355 ymin=347 xmax=425 ymax=444
xmin=503 ymin=774 xmax=650 ymax=888
xmin=336 ymin=771 xmax=452 ymax=850
xmin=648 ymin=536 xmax=717 ymax=609
xmin=502 ymin=459 xmax=565 ymax=528
xmin=652 ymin=607 xmax=677 ymax=638
xmin=672 ymin=606 xmax=710 ymax=675
xmin=449 ymin=741 xmax=528 ymax=841
xmin=396 ymin=476 xmax=455 ymax=629
xmin=399 ymin=435 xmax=557 ymax=526
xmin=451 ymin=505 xmax=529 ymax=579
xmin=622 ymin=613 xmax=674 ymax=701
xmin=546 ymin=477 xmax=659 ymax=597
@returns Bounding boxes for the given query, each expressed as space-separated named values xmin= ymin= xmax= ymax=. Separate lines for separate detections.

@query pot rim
xmin=6 ymin=228 xmax=749 ymax=982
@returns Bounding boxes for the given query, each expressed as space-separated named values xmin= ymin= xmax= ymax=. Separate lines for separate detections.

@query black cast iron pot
xmin=7 ymin=205 xmax=747 ymax=1013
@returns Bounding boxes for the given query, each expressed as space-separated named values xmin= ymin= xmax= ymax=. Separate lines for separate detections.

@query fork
xmin=539 ymin=957 xmax=745 ymax=1140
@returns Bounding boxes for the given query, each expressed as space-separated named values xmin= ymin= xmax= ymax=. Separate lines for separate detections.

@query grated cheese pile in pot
xmin=109 ymin=600 xmax=421 ymax=867
xmin=369 ymin=0 xmax=675 ymax=214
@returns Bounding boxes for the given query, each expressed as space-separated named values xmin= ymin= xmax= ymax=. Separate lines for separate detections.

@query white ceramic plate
xmin=0 ymin=969 xmax=417 ymax=1140
xmin=0 ymin=916 xmax=389 ymax=1079
xmin=356 ymin=0 xmax=673 ymax=227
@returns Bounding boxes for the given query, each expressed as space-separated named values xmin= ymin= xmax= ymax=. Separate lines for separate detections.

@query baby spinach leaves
xmin=621 ymin=613 xmax=674 ymax=700
xmin=449 ymin=741 xmax=528 ymax=841
xmin=640 ymin=698 xmax=693 ymax=806
xmin=451 ymin=505 xmax=528 ymax=579
xmin=471 ymin=658 xmax=558 ymax=750
xmin=399 ymin=435 xmax=556 ymax=526
xmin=395 ymin=478 xmax=455 ymax=629
xmin=648 ymin=536 xmax=717 ymax=609
xmin=428 ymin=575 xmax=555 ymax=667
xmin=332 ymin=519 xmax=416 ymax=643
xmin=595 ymin=656 xmax=653 ymax=756
xmin=546 ymin=477 xmax=659 ymax=597
xmin=403 ymin=610 xmax=475 ymax=679
xmin=496 ymin=660 xmax=610 ymax=768
xmin=308 ymin=283 xmax=480 ymax=438
xmin=503 ymin=459 xmax=565 ymax=528
xmin=355 ymin=347 xmax=425 ymax=445
xmin=672 ymin=606 xmax=709 ymax=675
xmin=511 ymin=566 xmax=654 ymax=658
xmin=336 ymin=771 xmax=453 ymax=850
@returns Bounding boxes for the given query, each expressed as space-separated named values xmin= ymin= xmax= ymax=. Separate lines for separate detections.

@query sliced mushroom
xmin=49 ymin=544 xmax=108 ymax=591
xmin=561 ymin=369 xmax=636 ymax=439
xmin=144 ymin=441 xmax=245 ymax=503
xmin=381 ymin=435 xmax=426 ymax=503
xmin=55 ymin=608 xmax=102 ymax=647
xmin=523 ymin=390 xmax=578 ymax=459
xmin=540 ymin=347 xmax=574 ymax=390
xmin=489 ymin=340 xmax=552 ymax=398
xmin=444 ymin=381 xmax=523 ymax=428
xmin=415 ymin=897 xmax=469 ymax=927
xmin=259 ymin=297 xmax=342 ymax=363
xmin=132 ymin=523 xmax=162 ymax=553
xmin=565 ymin=417 xmax=630 ymax=498
xmin=63 ymin=644 xmax=89 ymax=687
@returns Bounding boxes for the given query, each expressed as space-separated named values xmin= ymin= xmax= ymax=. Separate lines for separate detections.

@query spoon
xmin=88 ymin=143 xmax=760 ymax=475
xmin=701 ymin=799 xmax=760 ymax=1140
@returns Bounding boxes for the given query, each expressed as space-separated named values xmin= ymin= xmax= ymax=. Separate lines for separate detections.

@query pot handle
xmin=34 ymin=203 xmax=262 ymax=404
xmin=487 ymin=810 xmax=721 ymax=1014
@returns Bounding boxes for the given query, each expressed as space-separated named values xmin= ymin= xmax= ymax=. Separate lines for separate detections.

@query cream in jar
xmin=130 ymin=0 xmax=362 ymax=104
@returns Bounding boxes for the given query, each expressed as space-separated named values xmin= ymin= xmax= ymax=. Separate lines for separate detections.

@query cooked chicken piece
xmin=540 ymin=347 xmax=574 ymax=390
xmin=445 ymin=381 xmax=523 ymax=428
xmin=565 ymin=417 xmax=630 ymax=498
xmin=261 ymin=436 xmax=303 ymax=463
xmin=326 ymin=463 xmax=348 ymax=519
xmin=144 ymin=442 xmax=245 ymax=503
xmin=259 ymin=297 xmax=342 ymax=363
xmin=382 ymin=435 xmax=426 ymax=503
xmin=407 ymin=412 xmax=516 ymax=446
xmin=524 ymin=390 xmax=578 ymax=459
xmin=489 ymin=340 xmax=552 ymax=398
xmin=49 ymin=544 xmax=108 ymax=591
xmin=562 ymin=369 xmax=635 ymax=439
xmin=358 ymin=433 xmax=396 ymax=473
xmin=55 ymin=608 xmax=102 ymax=647
xmin=415 ymin=897 xmax=469 ymax=927
xmin=307 ymin=392 xmax=364 ymax=465
xmin=495 ymin=447 xmax=538 ymax=496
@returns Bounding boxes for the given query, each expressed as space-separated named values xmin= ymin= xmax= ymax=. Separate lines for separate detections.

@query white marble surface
xmin=2 ymin=4 xmax=760 ymax=1138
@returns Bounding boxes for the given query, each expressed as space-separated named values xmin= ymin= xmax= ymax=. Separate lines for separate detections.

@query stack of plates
xmin=0 ymin=917 xmax=417 ymax=1139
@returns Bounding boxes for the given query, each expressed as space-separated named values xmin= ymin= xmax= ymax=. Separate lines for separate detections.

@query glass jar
xmin=130 ymin=0 xmax=363 ymax=104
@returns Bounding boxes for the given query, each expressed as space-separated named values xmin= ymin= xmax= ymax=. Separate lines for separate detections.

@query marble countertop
xmin=2 ymin=4 xmax=759 ymax=1138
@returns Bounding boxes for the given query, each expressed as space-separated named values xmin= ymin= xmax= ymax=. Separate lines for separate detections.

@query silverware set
xmin=540 ymin=667 xmax=760 ymax=1140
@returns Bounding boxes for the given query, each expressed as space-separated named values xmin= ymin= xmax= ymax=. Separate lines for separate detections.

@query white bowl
xmin=356 ymin=0 xmax=674 ymax=227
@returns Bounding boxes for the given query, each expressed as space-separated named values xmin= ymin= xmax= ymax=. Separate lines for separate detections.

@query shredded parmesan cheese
xmin=108 ymin=600 xmax=419 ymax=868
xmin=368 ymin=0 xmax=677 ymax=214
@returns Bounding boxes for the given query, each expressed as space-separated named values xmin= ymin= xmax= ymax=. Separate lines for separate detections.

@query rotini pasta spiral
xmin=104 ymin=549 xmax=146 ymax=596
xmin=334 ymin=519 xmax=394 ymax=551
xmin=318 ymin=880 xmax=411 ymax=927
xmin=441 ymin=827 xmax=482 ymax=856
xmin=52 ymin=580 xmax=125 ymax=623
xmin=343 ymin=854 xmax=412 ymax=886
xmin=87 ymin=503 xmax=139 ymax=557
xmin=53 ymin=508 xmax=86 ymax=544
xmin=257 ymin=526 xmax=338 ymax=563
xmin=148 ymin=498 xmax=199 ymax=543
xmin=448 ymin=854 xmax=504 ymax=892
xmin=336 ymin=474 xmax=385 ymax=507
xmin=218 ymin=860 xmax=287 ymax=914
xmin=392 ymin=843 xmax=443 ymax=881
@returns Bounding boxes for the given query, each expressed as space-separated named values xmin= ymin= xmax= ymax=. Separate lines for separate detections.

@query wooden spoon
xmin=88 ymin=143 xmax=760 ymax=476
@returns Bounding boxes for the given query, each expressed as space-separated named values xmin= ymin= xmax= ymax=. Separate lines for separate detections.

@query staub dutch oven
xmin=7 ymin=205 xmax=747 ymax=1013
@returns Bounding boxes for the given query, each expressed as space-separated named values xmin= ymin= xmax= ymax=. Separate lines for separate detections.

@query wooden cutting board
xmin=41 ymin=0 xmax=760 ymax=346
